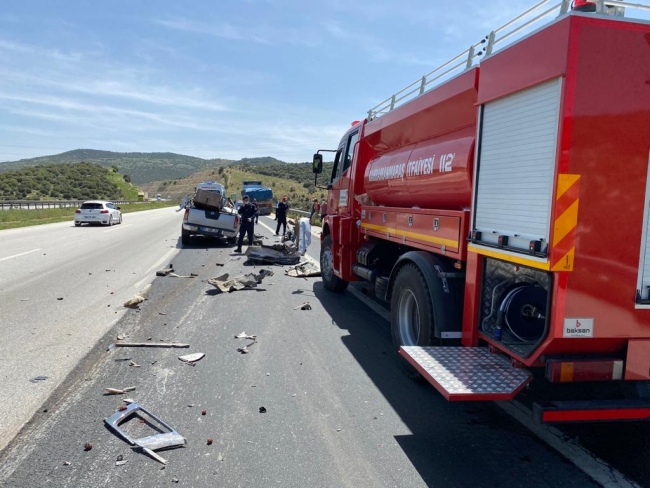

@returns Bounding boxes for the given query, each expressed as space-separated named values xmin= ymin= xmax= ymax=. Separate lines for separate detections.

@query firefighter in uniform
xmin=235 ymin=195 xmax=258 ymax=253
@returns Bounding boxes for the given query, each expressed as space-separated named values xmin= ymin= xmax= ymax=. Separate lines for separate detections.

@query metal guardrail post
xmin=389 ymin=95 xmax=396 ymax=111
xmin=485 ymin=31 xmax=497 ymax=56
xmin=419 ymin=76 xmax=427 ymax=95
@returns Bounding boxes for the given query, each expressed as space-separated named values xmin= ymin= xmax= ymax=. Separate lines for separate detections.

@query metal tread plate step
xmin=399 ymin=346 xmax=532 ymax=401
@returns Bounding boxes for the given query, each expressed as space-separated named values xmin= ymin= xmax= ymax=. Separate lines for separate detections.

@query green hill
xmin=0 ymin=162 xmax=137 ymax=201
xmin=0 ymin=150 xmax=296 ymax=185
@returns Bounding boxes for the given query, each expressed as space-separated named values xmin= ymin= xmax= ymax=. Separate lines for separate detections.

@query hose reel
xmin=496 ymin=283 xmax=547 ymax=343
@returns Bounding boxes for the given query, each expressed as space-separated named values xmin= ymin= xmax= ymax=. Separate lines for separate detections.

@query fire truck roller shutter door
xmin=389 ymin=252 xmax=464 ymax=380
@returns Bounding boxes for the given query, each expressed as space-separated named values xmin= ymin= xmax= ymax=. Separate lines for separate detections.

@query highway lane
xmin=0 ymin=216 xmax=598 ymax=488
xmin=0 ymin=207 xmax=184 ymax=452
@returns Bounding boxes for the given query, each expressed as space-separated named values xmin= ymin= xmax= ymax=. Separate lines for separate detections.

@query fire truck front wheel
xmin=321 ymin=235 xmax=348 ymax=292
xmin=391 ymin=264 xmax=436 ymax=380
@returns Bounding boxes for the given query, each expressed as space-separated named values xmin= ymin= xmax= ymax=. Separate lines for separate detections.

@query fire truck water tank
xmin=363 ymin=134 xmax=474 ymax=210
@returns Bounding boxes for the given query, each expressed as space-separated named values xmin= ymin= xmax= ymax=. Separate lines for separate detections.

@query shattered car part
xmin=104 ymin=402 xmax=187 ymax=465
xmin=244 ymin=243 xmax=301 ymax=265
xmin=235 ymin=332 xmax=257 ymax=354
xmin=286 ymin=261 xmax=321 ymax=278
xmin=207 ymin=270 xmax=273 ymax=293
xmin=178 ymin=353 xmax=205 ymax=364
xmin=294 ymin=302 xmax=312 ymax=310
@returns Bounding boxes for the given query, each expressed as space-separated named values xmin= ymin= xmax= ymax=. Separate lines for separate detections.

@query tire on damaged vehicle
xmin=181 ymin=229 xmax=190 ymax=246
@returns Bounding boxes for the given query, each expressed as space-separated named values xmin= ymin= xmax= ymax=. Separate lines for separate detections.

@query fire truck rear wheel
xmin=390 ymin=263 xmax=437 ymax=380
xmin=321 ymin=235 xmax=348 ymax=292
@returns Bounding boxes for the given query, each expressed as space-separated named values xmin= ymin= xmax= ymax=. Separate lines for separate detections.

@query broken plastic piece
xmin=178 ymin=353 xmax=205 ymax=364
xmin=104 ymin=402 xmax=186 ymax=465
xmin=294 ymin=302 xmax=312 ymax=310
xmin=207 ymin=270 xmax=273 ymax=293
xmin=29 ymin=376 xmax=48 ymax=384
xmin=286 ymin=261 xmax=321 ymax=278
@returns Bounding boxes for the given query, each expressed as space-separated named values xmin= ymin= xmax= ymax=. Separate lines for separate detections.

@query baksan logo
xmin=563 ymin=318 xmax=594 ymax=338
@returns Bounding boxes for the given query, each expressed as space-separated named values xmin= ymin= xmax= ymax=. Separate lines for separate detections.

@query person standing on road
xmin=235 ymin=195 xmax=258 ymax=253
xmin=309 ymin=198 xmax=320 ymax=224
xmin=319 ymin=198 xmax=328 ymax=222
xmin=275 ymin=195 xmax=289 ymax=236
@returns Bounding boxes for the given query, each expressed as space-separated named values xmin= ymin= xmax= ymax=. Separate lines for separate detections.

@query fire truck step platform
xmin=399 ymin=346 xmax=532 ymax=401
xmin=534 ymin=399 xmax=650 ymax=423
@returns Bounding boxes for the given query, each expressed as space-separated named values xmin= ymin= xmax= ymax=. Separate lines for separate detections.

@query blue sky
xmin=0 ymin=1 xmax=581 ymax=163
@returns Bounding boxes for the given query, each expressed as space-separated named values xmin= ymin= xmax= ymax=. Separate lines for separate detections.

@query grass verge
xmin=0 ymin=202 xmax=177 ymax=230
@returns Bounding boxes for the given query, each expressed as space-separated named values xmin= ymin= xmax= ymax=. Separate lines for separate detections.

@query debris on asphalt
xmin=114 ymin=357 xmax=131 ymax=362
xmin=156 ymin=266 xmax=174 ymax=276
xmin=235 ymin=332 xmax=258 ymax=354
xmin=84 ymin=442 xmax=93 ymax=451
xmin=215 ymin=262 xmax=225 ymax=266
xmin=62 ymin=461 xmax=71 ymax=466
xmin=217 ymin=453 xmax=224 ymax=462
xmin=159 ymin=312 xmax=167 ymax=315
xmin=104 ymin=386 xmax=136 ymax=395
xmin=129 ymin=360 xmax=141 ymax=368
xmin=117 ymin=333 xmax=127 ymax=341
xmin=116 ymin=454 xmax=124 ymax=462
xmin=57 ymin=297 xmax=64 ymax=301
xmin=178 ymin=353 xmax=205 ymax=365
xmin=202 ymin=409 xmax=207 ymax=416
xmin=168 ymin=272 xmax=198 ymax=278
xmin=286 ymin=261 xmax=321 ymax=278
xmin=29 ymin=376 xmax=48 ymax=384
xmin=104 ymin=402 xmax=186 ymax=465
xmin=207 ymin=270 xmax=273 ymax=293
xmin=294 ymin=302 xmax=312 ymax=310
xmin=336 ymin=428 xmax=342 ymax=432
xmin=20 ymin=298 xmax=29 ymax=301
xmin=123 ymin=398 xmax=135 ymax=404
xmin=259 ymin=407 xmax=267 ymax=413
xmin=115 ymin=460 xmax=128 ymax=466
xmin=118 ymin=405 xmax=128 ymax=411
xmin=113 ymin=342 xmax=190 ymax=348
xmin=124 ymin=284 xmax=152 ymax=309
xmin=244 ymin=243 xmax=301 ymax=265
xmin=207 ymin=438 xmax=213 ymax=445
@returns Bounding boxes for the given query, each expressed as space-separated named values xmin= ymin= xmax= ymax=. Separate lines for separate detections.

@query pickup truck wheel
xmin=390 ymin=264 xmax=436 ymax=380
xmin=226 ymin=236 xmax=236 ymax=245
xmin=320 ymin=235 xmax=348 ymax=292
xmin=181 ymin=230 xmax=190 ymax=246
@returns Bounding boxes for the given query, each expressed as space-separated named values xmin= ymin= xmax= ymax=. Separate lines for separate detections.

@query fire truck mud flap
xmin=399 ymin=346 xmax=532 ymax=401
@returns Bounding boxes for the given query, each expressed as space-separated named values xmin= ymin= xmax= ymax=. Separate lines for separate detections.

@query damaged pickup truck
xmin=181 ymin=181 xmax=240 ymax=246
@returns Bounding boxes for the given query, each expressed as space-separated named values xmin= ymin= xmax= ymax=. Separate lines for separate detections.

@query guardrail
xmin=0 ymin=200 xmax=143 ymax=210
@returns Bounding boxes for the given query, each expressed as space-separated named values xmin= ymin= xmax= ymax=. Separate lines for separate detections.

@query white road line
xmin=103 ymin=224 xmax=133 ymax=233
xmin=498 ymin=401 xmax=641 ymax=488
xmin=150 ymin=216 xmax=167 ymax=221
xmin=132 ymin=247 xmax=179 ymax=290
xmin=0 ymin=248 xmax=42 ymax=262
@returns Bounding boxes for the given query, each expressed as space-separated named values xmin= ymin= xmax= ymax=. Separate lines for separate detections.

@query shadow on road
xmin=313 ymin=281 xmax=598 ymax=488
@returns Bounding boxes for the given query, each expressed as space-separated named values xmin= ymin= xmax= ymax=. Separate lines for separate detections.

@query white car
xmin=74 ymin=200 xmax=123 ymax=226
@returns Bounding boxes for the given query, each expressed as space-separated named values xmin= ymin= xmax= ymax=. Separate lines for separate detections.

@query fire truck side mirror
xmin=313 ymin=154 xmax=323 ymax=174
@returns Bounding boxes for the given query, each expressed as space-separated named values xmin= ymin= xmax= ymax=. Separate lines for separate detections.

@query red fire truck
xmin=313 ymin=0 xmax=650 ymax=422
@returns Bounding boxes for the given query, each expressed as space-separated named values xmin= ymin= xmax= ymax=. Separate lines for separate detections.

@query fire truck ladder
xmin=367 ymin=0 xmax=650 ymax=121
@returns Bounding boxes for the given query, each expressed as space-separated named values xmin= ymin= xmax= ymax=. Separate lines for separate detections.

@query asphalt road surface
xmin=0 ymin=207 xmax=183 ymax=453
xmin=0 ymin=214 xmax=605 ymax=488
